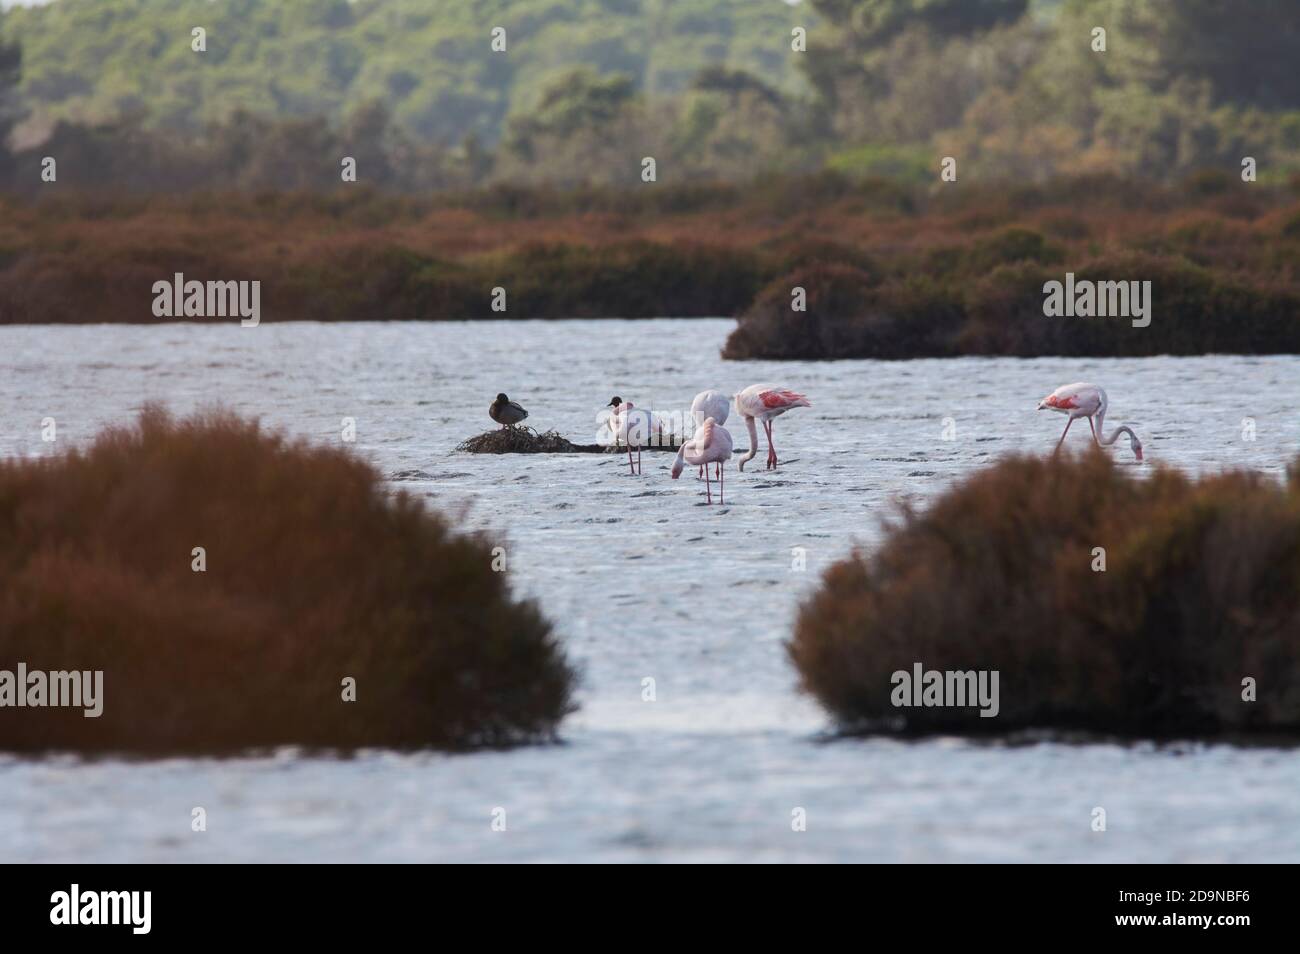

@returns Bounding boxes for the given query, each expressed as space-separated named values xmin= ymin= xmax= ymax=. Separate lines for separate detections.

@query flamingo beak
xmin=1135 ymin=446 xmax=1144 ymax=462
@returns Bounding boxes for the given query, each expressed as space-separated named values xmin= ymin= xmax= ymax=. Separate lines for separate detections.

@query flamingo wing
xmin=709 ymin=424 xmax=733 ymax=461
xmin=759 ymin=389 xmax=810 ymax=410
xmin=1041 ymin=383 xmax=1102 ymax=415
xmin=685 ymin=420 xmax=733 ymax=465
xmin=736 ymin=384 xmax=810 ymax=418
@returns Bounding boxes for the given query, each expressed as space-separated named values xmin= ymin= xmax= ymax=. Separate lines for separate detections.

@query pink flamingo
xmin=671 ymin=417 xmax=733 ymax=504
xmin=1038 ymin=382 xmax=1143 ymax=461
xmin=690 ymin=389 xmax=729 ymax=479
xmin=735 ymin=384 xmax=811 ymax=471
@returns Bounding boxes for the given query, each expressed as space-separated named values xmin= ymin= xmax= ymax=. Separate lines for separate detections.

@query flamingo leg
xmin=1088 ymin=416 xmax=1098 ymax=443
xmin=765 ymin=420 xmax=777 ymax=469
xmin=705 ymin=464 xmax=712 ymax=504
xmin=719 ymin=464 xmax=724 ymax=505
xmin=1054 ymin=417 xmax=1075 ymax=453
xmin=637 ymin=448 xmax=642 ymax=475
xmin=627 ymin=444 xmax=635 ymax=475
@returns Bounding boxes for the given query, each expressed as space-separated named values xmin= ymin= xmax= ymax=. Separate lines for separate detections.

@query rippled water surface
xmin=2 ymin=319 xmax=1299 ymax=862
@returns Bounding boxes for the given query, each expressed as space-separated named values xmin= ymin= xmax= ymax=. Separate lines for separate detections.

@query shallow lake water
xmin=1 ymin=319 xmax=1298 ymax=862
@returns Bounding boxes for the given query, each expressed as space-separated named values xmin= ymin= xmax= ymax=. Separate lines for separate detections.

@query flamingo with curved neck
xmin=671 ymin=417 xmax=733 ymax=504
xmin=1038 ymin=382 xmax=1143 ymax=461
xmin=734 ymin=384 xmax=811 ymax=471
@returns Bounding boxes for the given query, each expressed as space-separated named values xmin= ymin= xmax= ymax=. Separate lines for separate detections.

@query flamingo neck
xmin=1093 ymin=403 xmax=1122 ymax=446
xmin=739 ymin=416 xmax=758 ymax=470
xmin=1099 ymin=423 xmax=1135 ymax=447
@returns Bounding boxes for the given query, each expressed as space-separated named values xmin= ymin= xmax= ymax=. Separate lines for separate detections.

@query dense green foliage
xmin=809 ymin=0 xmax=1300 ymax=181
xmin=0 ymin=0 xmax=808 ymax=144
xmin=3 ymin=0 xmax=1299 ymax=188
xmin=0 ymin=37 xmax=19 ymax=178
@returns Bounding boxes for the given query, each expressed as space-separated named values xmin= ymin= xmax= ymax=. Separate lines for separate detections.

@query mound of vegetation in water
xmin=457 ymin=427 xmax=581 ymax=454
xmin=722 ymin=263 xmax=963 ymax=360
xmin=0 ymin=407 xmax=575 ymax=755
xmin=789 ymin=452 xmax=1300 ymax=739
xmin=457 ymin=426 xmax=684 ymax=454
xmin=725 ymin=239 xmax=1300 ymax=360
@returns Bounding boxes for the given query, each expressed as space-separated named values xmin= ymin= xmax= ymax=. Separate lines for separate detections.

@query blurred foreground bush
xmin=790 ymin=452 xmax=1300 ymax=737
xmin=0 ymin=408 xmax=575 ymax=754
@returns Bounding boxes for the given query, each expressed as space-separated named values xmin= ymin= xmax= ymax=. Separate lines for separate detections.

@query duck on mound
xmin=489 ymin=393 xmax=529 ymax=428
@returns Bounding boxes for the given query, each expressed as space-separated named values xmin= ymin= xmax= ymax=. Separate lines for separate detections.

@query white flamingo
xmin=735 ymin=384 xmax=811 ymax=471
xmin=607 ymin=396 xmax=654 ymax=475
xmin=671 ymin=417 xmax=733 ymax=504
xmin=1038 ymin=382 xmax=1143 ymax=461
xmin=690 ymin=389 xmax=730 ymax=479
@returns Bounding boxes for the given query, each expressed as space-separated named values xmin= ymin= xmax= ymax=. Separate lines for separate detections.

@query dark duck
xmin=489 ymin=393 xmax=529 ymax=428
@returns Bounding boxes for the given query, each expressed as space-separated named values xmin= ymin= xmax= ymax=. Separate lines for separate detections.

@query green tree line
xmin=1 ymin=0 xmax=1298 ymax=190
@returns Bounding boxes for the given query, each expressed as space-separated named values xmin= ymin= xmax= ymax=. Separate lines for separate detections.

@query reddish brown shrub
xmin=0 ymin=407 xmax=575 ymax=754
xmin=789 ymin=452 xmax=1300 ymax=738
